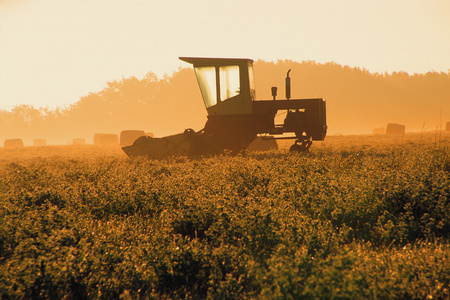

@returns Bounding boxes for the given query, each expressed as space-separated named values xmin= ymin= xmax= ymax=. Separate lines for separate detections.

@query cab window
xmin=219 ymin=65 xmax=240 ymax=101
xmin=194 ymin=66 xmax=217 ymax=108
xmin=248 ymin=64 xmax=255 ymax=98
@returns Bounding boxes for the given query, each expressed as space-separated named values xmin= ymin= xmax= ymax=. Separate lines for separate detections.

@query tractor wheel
xmin=289 ymin=141 xmax=311 ymax=153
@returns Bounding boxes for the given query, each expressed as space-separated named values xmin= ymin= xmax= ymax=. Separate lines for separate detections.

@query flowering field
xmin=1 ymin=133 xmax=450 ymax=299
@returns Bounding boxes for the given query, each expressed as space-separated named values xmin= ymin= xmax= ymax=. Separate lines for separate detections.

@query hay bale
xmin=73 ymin=138 xmax=86 ymax=145
xmin=94 ymin=133 xmax=119 ymax=146
xmin=120 ymin=130 xmax=145 ymax=146
xmin=446 ymin=121 xmax=450 ymax=131
xmin=33 ymin=139 xmax=46 ymax=147
xmin=246 ymin=136 xmax=278 ymax=152
xmin=373 ymin=128 xmax=385 ymax=135
xmin=4 ymin=138 xmax=24 ymax=148
xmin=386 ymin=123 xmax=405 ymax=135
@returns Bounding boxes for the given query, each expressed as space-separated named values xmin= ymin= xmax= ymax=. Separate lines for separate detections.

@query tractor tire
xmin=289 ymin=143 xmax=309 ymax=153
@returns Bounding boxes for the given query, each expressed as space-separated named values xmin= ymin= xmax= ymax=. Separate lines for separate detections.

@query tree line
xmin=1 ymin=60 xmax=449 ymax=145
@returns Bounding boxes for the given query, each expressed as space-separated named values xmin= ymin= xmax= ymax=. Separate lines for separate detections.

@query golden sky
xmin=0 ymin=0 xmax=449 ymax=110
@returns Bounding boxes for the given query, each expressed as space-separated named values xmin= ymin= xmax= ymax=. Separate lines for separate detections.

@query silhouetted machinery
xmin=122 ymin=57 xmax=327 ymax=159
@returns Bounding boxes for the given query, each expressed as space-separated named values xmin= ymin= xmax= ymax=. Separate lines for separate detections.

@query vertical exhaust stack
xmin=285 ymin=69 xmax=291 ymax=100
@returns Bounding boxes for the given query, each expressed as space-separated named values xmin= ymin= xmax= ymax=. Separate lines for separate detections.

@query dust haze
xmin=1 ymin=60 xmax=449 ymax=146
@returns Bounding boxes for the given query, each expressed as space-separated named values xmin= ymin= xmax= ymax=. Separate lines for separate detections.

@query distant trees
xmin=65 ymin=69 xmax=206 ymax=138
xmin=254 ymin=60 xmax=450 ymax=134
xmin=0 ymin=105 xmax=66 ymax=144
xmin=1 ymin=61 xmax=449 ymax=145
xmin=0 ymin=69 xmax=205 ymax=145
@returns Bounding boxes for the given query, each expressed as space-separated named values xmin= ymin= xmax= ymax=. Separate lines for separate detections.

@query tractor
xmin=122 ymin=57 xmax=327 ymax=159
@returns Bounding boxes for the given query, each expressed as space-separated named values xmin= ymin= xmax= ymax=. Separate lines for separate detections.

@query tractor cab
xmin=179 ymin=57 xmax=255 ymax=116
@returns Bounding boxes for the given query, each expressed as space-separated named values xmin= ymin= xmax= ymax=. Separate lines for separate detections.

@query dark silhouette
xmin=122 ymin=57 xmax=327 ymax=158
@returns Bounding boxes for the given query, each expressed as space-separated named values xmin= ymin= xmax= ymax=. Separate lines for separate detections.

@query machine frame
xmin=122 ymin=57 xmax=327 ymax=159
xmin=180 ymin=57 xmax=327 ymax=153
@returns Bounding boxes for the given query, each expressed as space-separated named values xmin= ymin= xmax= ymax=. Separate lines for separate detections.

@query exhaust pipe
xmin=286 ymin=69 xmax=291 ymax=100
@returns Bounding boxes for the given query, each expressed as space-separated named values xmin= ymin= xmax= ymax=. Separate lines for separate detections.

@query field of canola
xmin=1 ymin=132 xmax=450 ymax=299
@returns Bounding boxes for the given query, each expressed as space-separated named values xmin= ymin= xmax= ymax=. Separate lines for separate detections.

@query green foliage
xmin=1 ymin=139 xmax=450 ymax=299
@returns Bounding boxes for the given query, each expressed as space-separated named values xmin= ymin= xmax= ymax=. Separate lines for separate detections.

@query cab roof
xmin=179 ymin=57 xmax=253 ymax=66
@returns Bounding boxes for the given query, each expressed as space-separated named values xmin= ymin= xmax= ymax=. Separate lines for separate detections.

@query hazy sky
xmin=0 ymin=0 xmax=449 ymax=110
